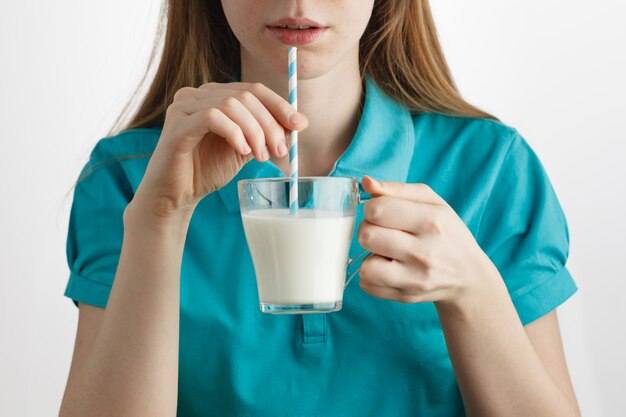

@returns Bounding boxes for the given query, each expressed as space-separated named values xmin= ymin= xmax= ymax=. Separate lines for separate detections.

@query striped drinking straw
xmin=288 ymin=46 xmax=299 ymax=215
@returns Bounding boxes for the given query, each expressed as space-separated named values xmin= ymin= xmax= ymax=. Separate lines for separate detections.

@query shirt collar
xmin=217 ymin=74 xmax=415 ymax=213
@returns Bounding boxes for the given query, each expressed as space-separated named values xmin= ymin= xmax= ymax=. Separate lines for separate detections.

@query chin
xmin=242 ymin=37 xmax=352 ymax=82
xmin=296 ymin=55 xmax=336 ymax=80
xmin=265 ymin=49 xmax=343 ymax=81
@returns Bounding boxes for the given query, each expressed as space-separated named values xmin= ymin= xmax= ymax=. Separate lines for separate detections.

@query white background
xmin=1 ymin=0 xmax=624 ymax=415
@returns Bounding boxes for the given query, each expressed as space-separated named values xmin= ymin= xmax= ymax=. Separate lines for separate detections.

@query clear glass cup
xmin=238 ymin=176 xmax=372 ymax=314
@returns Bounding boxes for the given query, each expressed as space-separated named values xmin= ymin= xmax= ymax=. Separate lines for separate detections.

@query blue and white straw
xmin=288 ymin=46 xmax=298 ymax=215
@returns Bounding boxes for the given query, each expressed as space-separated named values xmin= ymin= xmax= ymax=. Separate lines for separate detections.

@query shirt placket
xmin=301 ymin=314 xmax=327 ymax=344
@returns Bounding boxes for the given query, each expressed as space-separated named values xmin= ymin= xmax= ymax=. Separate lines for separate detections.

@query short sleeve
xmin=64 ymin=140 xmax=134 ymax=308
xmin=477 ymin=132 xmax=577 ymax=325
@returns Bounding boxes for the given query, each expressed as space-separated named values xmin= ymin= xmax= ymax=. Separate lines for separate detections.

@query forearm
xmin=435 ymin=267 xmax=580 ymax=417
xmin=60 ymin=199 xmax=194 ymax=417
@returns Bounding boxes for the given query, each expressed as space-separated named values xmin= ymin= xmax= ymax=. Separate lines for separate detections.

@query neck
xmin=240 ymin=48 xmax=364 ymax=176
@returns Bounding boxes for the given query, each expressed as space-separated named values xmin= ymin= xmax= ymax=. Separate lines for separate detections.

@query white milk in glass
xmin=241 ymin=208 xmax=355 ymax=306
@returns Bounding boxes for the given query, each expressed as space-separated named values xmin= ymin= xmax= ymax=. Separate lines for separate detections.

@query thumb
xmin=361 ymin=175 xmax=385 ymax=197
xmin=361 ymin=176 xmax=446 ymax=205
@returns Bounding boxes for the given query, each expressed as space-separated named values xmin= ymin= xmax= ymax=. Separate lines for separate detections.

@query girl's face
xmin=221 ymin=0 xmax=376 ymax=80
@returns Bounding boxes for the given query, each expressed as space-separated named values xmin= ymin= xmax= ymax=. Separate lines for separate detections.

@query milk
xmin=241 ymin=209 xmax=355 ymax=308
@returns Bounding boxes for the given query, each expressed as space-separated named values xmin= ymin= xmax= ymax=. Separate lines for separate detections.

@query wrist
xmin=435 ymin=257 xmax=507 ymax=321
xmin=123 ymin=194 xmax=196 ymax=240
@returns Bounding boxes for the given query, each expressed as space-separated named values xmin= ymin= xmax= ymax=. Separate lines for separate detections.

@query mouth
xmin=267 ymin=17 xmax=328 ymax=46
xmin=272 ymin=25 xmax=317 ymax=30
xmin=268 ymin=17 xmax=325 ymax=30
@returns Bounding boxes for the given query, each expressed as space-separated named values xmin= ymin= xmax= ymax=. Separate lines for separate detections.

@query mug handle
xmin=345 ymin=250 xmax=374 ymax=288
xmin=357 ymin=181 xmax=373 ymax=204
xmin=344 ymin=182 xmax=375 ymax=288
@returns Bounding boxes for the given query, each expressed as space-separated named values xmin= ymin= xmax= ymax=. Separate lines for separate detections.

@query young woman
xmin=60 ymin=1 xmax=581 ymax=416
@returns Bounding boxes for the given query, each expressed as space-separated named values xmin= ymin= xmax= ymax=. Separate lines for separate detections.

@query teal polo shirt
xmin=65 ymin=75 xmax=577 ymax=416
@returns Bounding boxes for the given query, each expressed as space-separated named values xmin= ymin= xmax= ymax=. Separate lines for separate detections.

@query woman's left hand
xmin=357 ymin=176 xmax=501 ymax=307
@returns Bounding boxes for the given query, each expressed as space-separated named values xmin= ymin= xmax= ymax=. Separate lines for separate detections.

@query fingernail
xmin=261 ymin=147 xmax=270 ymax=161
xmin=369 ymin=176 xmax=383 ymax=188
xmin=242 ymin=144 xmax=252 ymax=154
xmin=289 ymin=112 xmax=305 ymax=125
xmin=277 ymin=142 xmax=288 ymax=156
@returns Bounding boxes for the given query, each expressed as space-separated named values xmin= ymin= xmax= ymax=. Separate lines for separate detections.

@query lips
xmin=268 ymin=17 xmax=325 ymax=29
xmin=266 ymin=17 xmax=328 ymax=46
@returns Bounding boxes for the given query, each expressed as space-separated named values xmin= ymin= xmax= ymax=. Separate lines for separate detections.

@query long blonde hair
xmin=108 ymin=0 xmax=493 ymax=136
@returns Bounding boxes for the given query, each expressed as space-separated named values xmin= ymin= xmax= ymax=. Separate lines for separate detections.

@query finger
xmin=179 ymin=82 xmax=307 ymax=133
xmin=172 ymin=86 xmax=199 ymax=102
xmin=359 ymin=282 xmax=405 ymax=302
xmin=175 ymin=108 xmax=251 ymax=155
xmin=359 ymin=254 xmax=407 ymax=288
xmin=363 ymin=196 xmax=445 ymax=235
xmin=359 ymin=282 xmax=439 ymax=304
xmin=361 ymin=176 xmax=447 ymax=206
xmin=358 ymin=221 xmax=428 ymax=264
xmin=232 ymin=90 xmax=289 ymax=158
xmin=360 ymin=253 xmax=440 ymax=294
xmin=359 ymin=280 xmax=428 ymax=304
xmin=178 ymin=91 xmax=289 ymax=158
xmin=228 ymin=82 xmax=309 ymax=132
xmin=216 ymin=96 xmax=271 ymax=162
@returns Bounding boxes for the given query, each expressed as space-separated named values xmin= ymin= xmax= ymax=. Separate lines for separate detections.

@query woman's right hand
xmin=132 ymin=82 xmax=308 ymax=220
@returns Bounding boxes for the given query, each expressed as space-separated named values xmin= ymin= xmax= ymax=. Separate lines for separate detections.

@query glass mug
xmin=238 ymin=177 xmax=372 ymax=314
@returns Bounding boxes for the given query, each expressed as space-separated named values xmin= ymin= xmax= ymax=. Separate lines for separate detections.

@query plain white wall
xmin=1 ymin=0 xmax=624 ymax=415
